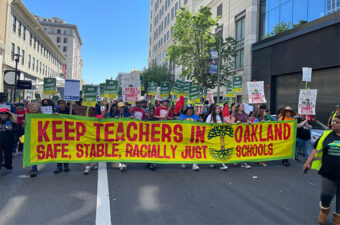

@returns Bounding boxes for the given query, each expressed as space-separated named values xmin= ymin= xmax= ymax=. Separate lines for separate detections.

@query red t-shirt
xmin=133 ymin=107 xmax=146 ymax=120
xmin=16 ymin=110 xmax=26 ymax=125
xmin=154 ymin=106 xmax=174 ymax=119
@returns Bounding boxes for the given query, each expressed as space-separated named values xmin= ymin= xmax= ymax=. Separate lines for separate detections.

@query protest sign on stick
xmin=298 ymin=89 xmax=317 ymax=115
xmin=247 ymin=81 xmax=267 ymax=104
xmin=121 ymin=74 xmax=141 ymax=102
xmin=64 ymin=79 xmax=80 ymax=101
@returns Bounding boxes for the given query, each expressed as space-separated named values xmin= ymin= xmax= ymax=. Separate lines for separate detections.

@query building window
xmin=57 ymin=37 xmax=61 ymax=43
xmin=23 ymin=26 xmax=26 ymax=40
xmin=18 ymin=21 xmax=21 ymax=37
xmin=32 ymin=57 xmax=35 ymax=70
xmin=16 ymin=46 xmax=20 ymax=62
xmin=21 ymin=50 xmax=25 ymax=66
xmin=64 ymin=29 xmax=67 ymax=34
xmin=28 ymin=55 xmax=31 ymax=69
xmin=11 ymin=43 xmax=15 ymax=60
xmin=36 ymin=59 xmax=38 ymax=72
xmin=37 ymin=41 xmax=40 ymax=51
xmin=29 ymin=32 xmax=32 ymax=46
xmin=33 ymin=37 xmax=36 ymax=49
xmin=236 ymin=17 xmax=245 ymax=41
xmin=57 ymin=29 xmax=61 ymax=34
xmin=217 ymin=4 xmax=223 ymax=17
xmin=63 ymin=37 xmax=67 ymax=43
xmin=63 ymin=46 xmax=67 ymax=52
xmin=235 ymin=49 xmax=244 ymax=69
xmin=40 ymin=62 xmax=42 ymax=73
xmin=171 ymin=7 xmax=175 ymax=20
xmin=12 ymin=16 xmax=16 ymax=33
xmin=184 ymin=0 xmax=188 ymax=4
xmin=235 ymin=16 xmax=245 ymax=69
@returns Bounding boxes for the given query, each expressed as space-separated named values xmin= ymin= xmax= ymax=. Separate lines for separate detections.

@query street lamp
xmin=13 ymin=53 xmax=21 ymax=102
xmin=195 ymin=28 xmax=222 ymax=104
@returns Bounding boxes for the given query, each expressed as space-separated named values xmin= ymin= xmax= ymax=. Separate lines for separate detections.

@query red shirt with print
xmin=154 ymin=106 xmax=174 ymax=120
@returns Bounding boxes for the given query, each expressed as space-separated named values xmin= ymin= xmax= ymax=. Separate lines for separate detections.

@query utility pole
xmin=13 ymin=54 xmax=20 ymax=102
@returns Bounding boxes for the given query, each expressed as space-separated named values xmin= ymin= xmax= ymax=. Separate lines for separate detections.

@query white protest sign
xmin=298 ymin=89 xmax=317 ymax=115
xmin=121 ymin=74 xmax=141 ymax=102
xmin=41 ymin=106 xmax=53 ymax=114
xmin=64 ymin=79 xmax=80 ymax=101
xmin=302 ymin=67 xmax=312 ymax=82
xmin=243 ymin=103 xmax=254 ymax=115
xmin=247 ymin=81 xmax=267 ymax=104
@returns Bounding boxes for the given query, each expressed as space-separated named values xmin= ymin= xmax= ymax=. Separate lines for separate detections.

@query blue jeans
xmin=295 ymin=138 xmax=313 ymax=159
xmin=13 ymin=127 xmax=24 ymax=153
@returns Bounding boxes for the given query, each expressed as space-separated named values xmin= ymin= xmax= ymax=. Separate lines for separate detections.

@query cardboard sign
xmin=302 ymin=67 xmax=312 ymax=82
xmin=160 ymin=82 xmax=170 ymax=98
xmin=41 ymin=106 xmax=53 ymax=114
xmin=83 ymin=85 xmax=98 ymax=107
xmin=232 ymin=76 xmax=242 ymax=92
xmin=189 ymin=86 xmax=200 ymax=104
xmin=171 ymin=80 xmax=184 ymax=97
xmin=43 ymin=78 xmax=56 ymax=95
xmin=64 ymin=79 xmax=80 ymax=101
xmin=247 ymin=81 xmax=267 ymax=104
xmin=105 ymin=80 xmax=118 ymax=99
xmin=226 ymin=83 xmax=236 ymax=98
xmin=148 ymin=82 xmax=158 ymax=96
xmin=72 ymin=104 xmax=88 ymax=116
xmin=298 ymin=89 xmax=317 ymax=115
xmin=121 ymin=74 xmax=141 ymax=102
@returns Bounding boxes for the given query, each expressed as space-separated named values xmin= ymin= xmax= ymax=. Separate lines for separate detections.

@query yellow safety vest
xmin=311 ymin=130 xmax=333 ymax=171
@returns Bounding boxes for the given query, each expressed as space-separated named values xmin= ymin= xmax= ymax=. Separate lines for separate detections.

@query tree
xmin=141 ymin=62 xmax=174 ymax=94
xmin=166 ymin=7 xmax=237 ymax=93
xmin=264 ymin=22 xmax=291 ymax=39
xmin=207 ymin=125 xmax=234 ymax=162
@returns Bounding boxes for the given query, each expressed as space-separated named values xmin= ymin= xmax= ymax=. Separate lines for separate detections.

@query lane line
xmin=96 ymin=162 xmax=112 ymax=225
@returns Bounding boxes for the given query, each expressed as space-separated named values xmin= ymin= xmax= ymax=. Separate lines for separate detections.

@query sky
xmin=22 ymin=0 xmax=150 ymax=84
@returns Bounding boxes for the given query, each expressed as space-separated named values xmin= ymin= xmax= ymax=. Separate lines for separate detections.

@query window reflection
xmin=261 ymin=0 xmax=338 ymax=39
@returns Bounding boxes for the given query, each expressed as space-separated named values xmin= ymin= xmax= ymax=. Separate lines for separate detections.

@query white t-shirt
xmin=206 ymin=114 xmax=222 ymax=123
xmin=134 ymin=111 xmax=143 ymax=120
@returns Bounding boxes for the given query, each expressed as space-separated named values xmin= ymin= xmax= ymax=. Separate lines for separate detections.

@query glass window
xmin=64 ymin=37 xmax=67 ymax=43
xmin=21 ymin=50 xmax=25 ymax=65
xmin=32 ymin=57 xmax=35 ymax=70
xmin=57 ymin=37 xmax=61 ymax=43
xmin=235 ymin=49 xmax=245 ymax=69
xmin=28 ymin=55 xmax=31 ymax=69
xmin=16 ymin=46 xmax=20 ymax=57
xmin=267 ymin=7 xmax=280 ymax=36
xmin=11 ymin=43 xmax=15 ymax=60
xmin=236 ymin=17 xmax=245 ymax=41
xmin=23 ymin=26 xmax=26 ymax=40
xmin=279 ymin=0 xmax=292 ymax=28
xmin=36 ymin=59 xmax=38 ymax=72
xmin=29 ymin=32 xmax=32 ymax=46
xmin=63 ymin=46 xmax=67 ymax=52
xmin=33 ymin=37 xmax=36 ymax=49
xmin=268 ymin=0 xmax=280 ymax=11
xmin=57 ymin=29 xmax=61 ymax=34
xmin=40 ymin=62 xmax=42 ymax=73
xmin=293 ymin=0 xmax=308 ymax=26
xmin=64 ymin=30 xmax=67 ymax=34
xmin=18 ymin=21 xmax=22 ymax=37
xmin=308 ymin=0 xmax=325 ymax=21
xmin=37 ymin=41 xmax=40 ymax=51
xmin=217 ymin=4 xmax=223 ymax=17
xmin=12 ymin=16 xmax=16 ymax=33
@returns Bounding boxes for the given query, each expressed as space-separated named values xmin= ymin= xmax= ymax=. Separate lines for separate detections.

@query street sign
xmin=17 ymin=80 xmax=32 ymax=89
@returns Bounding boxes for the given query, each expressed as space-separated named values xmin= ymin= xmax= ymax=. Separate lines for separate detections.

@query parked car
xmin=271 ymin=115 xmax=329 ymax=143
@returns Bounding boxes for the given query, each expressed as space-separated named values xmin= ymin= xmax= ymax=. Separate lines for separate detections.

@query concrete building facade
xmin=1 ymin=0 xmax=65 ymax=100
xmin=148 ymin=0 xmax=260 ymax=102
xmin=35 ymin=16 xmax=82 ymax=81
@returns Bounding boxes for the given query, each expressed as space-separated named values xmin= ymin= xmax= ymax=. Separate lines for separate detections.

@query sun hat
xmin=118 ymin=102 xmax=125 ymax=108
xmin=280 ymin=106 xmax=296 ymax=116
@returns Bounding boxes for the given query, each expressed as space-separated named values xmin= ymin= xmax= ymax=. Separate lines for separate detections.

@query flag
xmin=174 ymin=96 xmax=185 ymax=115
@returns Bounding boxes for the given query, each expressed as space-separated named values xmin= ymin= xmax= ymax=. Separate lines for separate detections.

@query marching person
xmin=133 ymin=101 xmax=146 ymax=120
xmin=279 ymin=106 xmax=296 ymax=167
xmin=83 ymin=107 xmax=101 ymax=175
xmin=328 ymin=104 xmax=340 ymax=129
xmin=114 ymin=102 xmax=131 ymax=171
xmin=0 ymin=108 xmax=18 ymax=172
xmin=231 ymin=103 xmax=251 ymax=169
xmin=154 ymin=98 xmax=174 ymax=120
xmin=178 ymin=105 xmax=200 ymax=171
xmin=206 ymin=105 xmax=228 ymax=171
xmin=145 ymin=107 xmax=158 ymax=170
xmin=104 ymin=103 xmax=118 ymax=118
xmin=296 ymin=114 xmax=313 ymax=161
xmin=13 ymin=103 xmax=26 ymax=155
xmin=303 ymin=115 xmax=340 ymax=225
xmin=27 ymin=102 xmax=42 ymax=177
xmin=252 ymin=108 xmax=268 ymax=167
xmin=53 ymin=100 xmax=75 ymax=174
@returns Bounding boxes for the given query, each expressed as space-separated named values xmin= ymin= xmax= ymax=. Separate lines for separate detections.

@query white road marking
xmin=96 ymin=162 xmax=112 ymax=225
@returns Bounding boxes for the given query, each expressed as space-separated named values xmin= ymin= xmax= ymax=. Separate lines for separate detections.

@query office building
xmin=35 ymin=16 xmax=82 ymax=81
xmin=1 ymin=0 xmax=66 ymax=100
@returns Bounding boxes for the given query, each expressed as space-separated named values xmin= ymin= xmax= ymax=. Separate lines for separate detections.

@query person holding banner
xmin=296 ymin=114 xmax=313 ymax=160
xmin=279 ymin=106 xmax=296 ymax=167
xmin=145 ymin=107 xmax=158 ymax=170
xmin=252 ymin=108 xmax=270 ymax=167
xmin=0 ymin=108 xmax=18 ymax=173
xmin=303 ymin=115 xmax=340 ymax=225
xmin=154 ymin=98 xmax=174 ymax=120
xmin=13 ymin=103 xmax=26 ymax=156
xmin=206 ymin=105 xmax=228 ymax=171
xmin=27 ymin=102 xmax=42 ymax=177
xmin=178 ymin=105 xmax=200 ymax=171
xmin=231 ymin=103 xmax=251 ymax=169
xmin=54 ymin=100 xmax=75 ymax=174
xmin=328 ymin=105 xmax=340 ymax=129
xmin=133 ymin=101 xmax=146 ymax=120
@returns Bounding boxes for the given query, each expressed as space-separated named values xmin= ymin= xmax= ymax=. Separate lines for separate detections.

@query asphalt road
xmin=0 ymin=155 xmax=336 ymax=225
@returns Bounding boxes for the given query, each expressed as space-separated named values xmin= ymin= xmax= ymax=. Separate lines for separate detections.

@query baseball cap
xmin=118 ymin=102 xmax=125 ymax=107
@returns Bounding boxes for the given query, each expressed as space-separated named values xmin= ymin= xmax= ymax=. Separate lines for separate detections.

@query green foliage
xmin=166 ymin=7 xmax=237 ymax=93
xmin=141 ymin=62 xmax=174 ymax=94
xmin=293 ymin=20 xmax=307 ymax=28
xmin=264 ymin=22 xmax=291 ymax=39
xmin=208 ymin=125 xmax=234 ymax=139
xmin=209 ymin=147 xmax=233 ymax=162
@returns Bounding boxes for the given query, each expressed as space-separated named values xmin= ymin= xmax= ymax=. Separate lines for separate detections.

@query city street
xmin=0 ymin=155 xmax=334 ymax=225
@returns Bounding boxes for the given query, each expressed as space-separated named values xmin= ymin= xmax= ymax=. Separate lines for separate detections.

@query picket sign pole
xmin=86 ymin=106 xmax=89 ymax=117
xmin=69 ymin=102 xmax=73 ymax=115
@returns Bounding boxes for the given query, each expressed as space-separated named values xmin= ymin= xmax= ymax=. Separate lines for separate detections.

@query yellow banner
xmin=23 ymin=114 xmax=296 ymax=166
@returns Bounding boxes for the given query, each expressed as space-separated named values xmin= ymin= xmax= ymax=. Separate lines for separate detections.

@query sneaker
xmin=181 ymin=164 xmax=187 ymax=169
xmin=149 ymin=164 xmax=157 ymax=170
xmin=63 ymin=165 xmax=70 ymax=172
xmin=30 ymin=169 xmax=37 ymax=177
xmin=192 ymin=164 xmax=199 ymax=171
xmin=54 ymin=167 xmax=62 ymax=174
xmin=241 ymin=163 xmax=251 ymax=169
xmin=220 ymin=164 xmax=228 ymax=170
xmin=259 ymin=162 xmax=268 ymax=167
xmin=83 ymin=166 xmax=91 ymax=175
xmin=209 ymin=164 xmax=215 ymax=168
xmin=119 ymin=163 xmax=127 ymax=172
